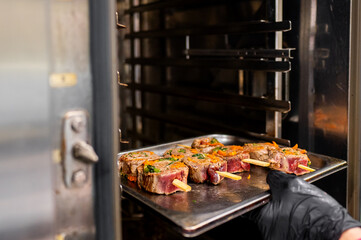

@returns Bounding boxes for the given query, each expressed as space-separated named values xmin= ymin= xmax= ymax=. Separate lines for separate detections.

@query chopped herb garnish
xmin=168 ymin=150 xmax=173 ymax=155
xmin=212 ymin=147 xmax=227 ymax=152
xmin=192 ymin=153 xmax=205 ymax=159
xmin=192 ymin=200 xmax=197 ymax=203
xmin=121 ymin=173 xmax=128 ymax=179
xmin=162 ymin=157 xmax=177 ymax=161
xmin=144 ymin=165 xmax=160 ymax=173
xmin=178 ymin=149 xmax=186 ymax=153
xmin=210 ymin=138 xmax=219 ymax=144
xmin=308 ymin=160 xmax=311 ymax=167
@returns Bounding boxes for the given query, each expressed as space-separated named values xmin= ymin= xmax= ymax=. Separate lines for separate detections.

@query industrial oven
xmin=1 ymin=0 xmax=361 ymax=240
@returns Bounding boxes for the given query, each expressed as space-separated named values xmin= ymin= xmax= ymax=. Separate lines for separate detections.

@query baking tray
xmin=118 ymin=134 xmax=347 ymax=237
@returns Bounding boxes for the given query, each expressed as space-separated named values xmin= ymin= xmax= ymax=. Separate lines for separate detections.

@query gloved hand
xmin=252 ymin=170 xmax=361 ymax=240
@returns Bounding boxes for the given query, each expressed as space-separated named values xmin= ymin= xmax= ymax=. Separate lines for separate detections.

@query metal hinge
xmin=62 ymin=110 xmax=98 ymax=188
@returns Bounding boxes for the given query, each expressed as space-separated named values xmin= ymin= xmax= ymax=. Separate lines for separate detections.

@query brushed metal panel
xmin=0 ymin=1 xmax=54 ymax=239
xmin=48 ymin=0 xmax=95 ymax=238
xmin=90 ymin=0 xmax=121 ymax=238
xmin=348 ymin=0 xmax=361 ymax=220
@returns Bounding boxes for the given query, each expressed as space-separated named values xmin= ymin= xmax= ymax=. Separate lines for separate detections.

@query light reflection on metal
xmin=347 ymin=0 xmax=361 ymax=220
xmin=117 ymin=71 xmax=128 ymax=86
xmin=118 ymin=129 xmax=129 ymax=144
xmin=274 ymin=0 xmax=283 ymax=138
xmin=116 ymin=12 xmax=126 ymax=29
xmin=49 ymin=73 xmax=77 ymax=88
xmin=185 ymin=35 xmax=190 ymax=59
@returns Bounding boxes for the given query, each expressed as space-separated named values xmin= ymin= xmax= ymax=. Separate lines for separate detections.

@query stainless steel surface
xmin=91 ymin=0 xmax=121 ymax=238
xmin=274 ymin=0 xmax=283 ymax=138
xmin=298 ymin=0 xmax=350 ymax=155
xmin=49 ymin=0 xmax=95 ymax=238
xmin=118 ymin=134 xmax=347 ymax=237
xmin=266 ymin=0 xmax=284 ymax=138
xmin=348 ymin=0 xmax=361 ymax=220
xmin=298 ymin=0 xmax=317 ymax=152
xmin=0 ymin=1 xmax=54 ymax=239
xmin=287 ymin=0 xmax=350 ymax=209
xmin=0 ymin=1 xmax=119 ymax=239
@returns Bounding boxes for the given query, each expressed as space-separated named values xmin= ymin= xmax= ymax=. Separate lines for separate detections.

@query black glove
xmin=252 ymin=170 xmax=361 ymax=240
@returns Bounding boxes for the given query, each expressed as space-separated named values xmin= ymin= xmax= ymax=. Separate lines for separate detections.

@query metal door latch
xmin=73 ymin=141 xmax=98 ymax=163
xmin=62 ymin=110 xmax=98 ymax=188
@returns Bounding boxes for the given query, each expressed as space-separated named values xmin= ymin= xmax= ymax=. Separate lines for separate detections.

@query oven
xmin=1 ymin=0 xmax=361 ymax=239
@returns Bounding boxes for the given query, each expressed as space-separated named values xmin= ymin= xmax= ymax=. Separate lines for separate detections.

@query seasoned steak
xmin=118 ymin=151 xmax=160 ymax=182
xmin=163 ymin=147 xmax=197 ymax=160
xmin=191 ymin=137 xmax=224 ymax=153
xmin=183 ymin=153 xmax=227 ymax=185
xmin=270 ymin=147 xmax=310 ymax=175
xmin=243 ymin=142 xmax=279 ymax=162
xmin=244 ymin=142 xmax=311 ymax=175
xmin=210 ymin=145 xmax=251 ymax=173
xmin=137 ymin=159 xmax=189 ymax=195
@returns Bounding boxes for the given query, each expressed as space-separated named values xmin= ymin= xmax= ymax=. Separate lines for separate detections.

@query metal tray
xmin=118 ymin=134 xmax=347 ymax=237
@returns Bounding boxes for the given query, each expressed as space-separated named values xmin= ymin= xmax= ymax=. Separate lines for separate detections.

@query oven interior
xmin=116 ymin=0 xmax=350 ymax=239
xmin=118 ymin=0 xmax=292 ymax=149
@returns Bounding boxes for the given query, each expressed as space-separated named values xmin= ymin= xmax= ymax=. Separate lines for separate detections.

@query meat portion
xmin=269 ymin=147 xmax=310 ymax=175
xmin=244 ymin=142 xmax=311 ymax=175
xmin=191 ymin=137 xmax=224 ymax=153
xmin=118 ymin=151 xmax=160 ymax=181
xmin=163 ymin=147 xmax=197 ymax=160
xmin=210 ymin=145 xmax=250 ymax=173
xmin=183 ymin=153 xmax=227 ymax=185
xmin=243 ymin=142 xmax=279 ymax=162
xmin=137 ymin=159 xmax=189 ymax=195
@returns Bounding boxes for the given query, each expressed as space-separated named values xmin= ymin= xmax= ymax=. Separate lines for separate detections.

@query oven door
xmin=0 ymin=0 xmax=120 ymax=239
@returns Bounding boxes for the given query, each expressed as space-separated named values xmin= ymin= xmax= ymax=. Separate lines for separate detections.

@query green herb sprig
xmin=192 ymin=153 xmax=205 ymax=159
xmin=144 ymin=165 xmax=160 ymax=173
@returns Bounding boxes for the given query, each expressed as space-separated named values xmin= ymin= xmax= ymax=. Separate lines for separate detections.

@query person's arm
xmin=252 ymin=170 xmax=361 ymax=240
xmin=339 ymin=227 xmax=361 ymax=240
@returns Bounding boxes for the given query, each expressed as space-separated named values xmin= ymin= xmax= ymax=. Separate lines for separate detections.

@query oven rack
xmin=124 ymin=0 xmax=247 ymax=14
xmin=125 ymin=21 xmax=291 ymax=39
xmin=125 ymin=57 xmax=290 ymax=72
xmin=119 ymin=0 xmax=290 ymax=147
xmin=127 ymin=83 xmax=291 ymax=112
xmin=126 ymin=108 xmax=291 ymax=146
